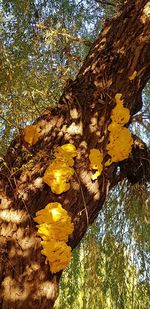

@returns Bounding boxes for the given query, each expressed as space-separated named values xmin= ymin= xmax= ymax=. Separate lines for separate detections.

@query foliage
xmin=55 ymin=184 xmax=150 ymax=309
xmin=0 ymin=0 xmax=103 ymax=155
xmin=130 ymin=81 xmax=150 ymax=147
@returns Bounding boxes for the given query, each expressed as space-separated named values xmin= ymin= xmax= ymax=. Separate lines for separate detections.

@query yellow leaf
xmin=129 ymin=71 xmax=137 ymax=81
xmin=23 ymin=124 xmax=41 ymax=145
xmin=105 ymin=159 xmax=112 ymax=167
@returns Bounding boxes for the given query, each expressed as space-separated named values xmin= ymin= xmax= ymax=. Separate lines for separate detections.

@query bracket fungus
xmin=34 ymin=202 xmax=74 ymax=273
xmin=43 ymin=143 xmax=77 ymax=194
xmin=89 ymin=149 xmax=103 ymax=180
xmin=105 ymin=94 xmax=133 ymax=166
xmin=111 ymin=93 xmax=130 ymax=126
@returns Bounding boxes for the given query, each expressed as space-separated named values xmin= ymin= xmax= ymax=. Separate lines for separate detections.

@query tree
xmin=0 ymin=0 xmax=150 ymax=308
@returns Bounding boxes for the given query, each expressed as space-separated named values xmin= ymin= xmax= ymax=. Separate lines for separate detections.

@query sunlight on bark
xmin=80 ymin=169 xmax=100 ymax=200
xmin=2 ymin=276 xmax=30 ymax=301
xmin=141 ymin=2 xmax=150 ymax=23
xmin=0 ymin=209 xmax=28 ymax=223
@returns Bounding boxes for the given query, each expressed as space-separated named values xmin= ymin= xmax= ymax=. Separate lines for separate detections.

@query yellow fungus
xmin=43 ymin=144 xmax=77 ymax=194
xmin=111 ymin=94 xmax=130 ymax=125
xmin=106 ymin=94 xmax=133 ymax=165
xmin=129 ymin=71 xmax=137 ymax=81
xmin=91 ymin=170 xmax=101 ymax=181
xmin=34 ymin=202 xmax=74 ymax=273
xmin=23 ymin=124 xmax=41 ymax=145
xmin=115 ymin=93 xmax=123 ymax=105
xmin=58 ymin=143 xmax=77 ymax=156
xmin=106 ymin=127 xmax=133 ymax=164
xmin=41 ymin=241 xmax=72 ymax=273
xmin=37 ymin=223 xmax=72 ymax=242
xmin=34 ymin=203 xmax=73 ymax=226
xmin=89 ymin=149 xmax=103 ymax=180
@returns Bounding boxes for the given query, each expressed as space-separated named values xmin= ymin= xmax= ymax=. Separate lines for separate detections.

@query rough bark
xmin=0 ymin=0 xmax=150 ymax=308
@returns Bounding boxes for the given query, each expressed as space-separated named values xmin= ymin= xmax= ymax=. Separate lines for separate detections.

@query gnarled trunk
xmin=0 ymin=0 xmax=150 ymax=307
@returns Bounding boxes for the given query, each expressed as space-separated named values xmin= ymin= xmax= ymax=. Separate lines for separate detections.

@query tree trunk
xmin=0 ymin=0 xmax=150 ymax=307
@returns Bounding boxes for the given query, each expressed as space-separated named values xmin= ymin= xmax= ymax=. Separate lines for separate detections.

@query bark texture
xmin=0 ymin=0 xmax=150 ymax=308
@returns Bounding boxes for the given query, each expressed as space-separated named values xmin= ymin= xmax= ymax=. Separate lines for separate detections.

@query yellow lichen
xmin=34 ymin=202 xmax=74 ymax=273
xmin=129 ymin=71 xmax=137 ymax=81
xmin=89 ymin=149 xmax=103 ymax=180
xmin=43 ymin=144 xmax=77 ymax=194
xmin=23 ymin=124 xmax=41 ymax=145
xmin=105 ymin=94 xmax=133 ymax=166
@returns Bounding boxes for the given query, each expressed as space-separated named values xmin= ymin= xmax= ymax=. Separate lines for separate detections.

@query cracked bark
xmin=0 ymin=0 xmax=150 ymax=308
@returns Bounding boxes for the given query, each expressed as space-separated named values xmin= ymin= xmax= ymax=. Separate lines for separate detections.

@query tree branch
xmin=111 ymin=136 xmax=150 ymax=187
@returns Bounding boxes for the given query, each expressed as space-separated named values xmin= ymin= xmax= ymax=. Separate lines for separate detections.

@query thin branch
xmin=74 ymin=170 xmax=89 ymax=227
